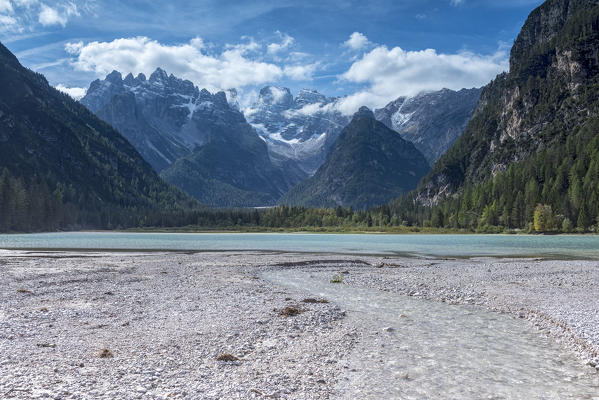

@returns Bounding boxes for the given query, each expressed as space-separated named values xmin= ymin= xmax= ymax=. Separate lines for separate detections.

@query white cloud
xmin=0 ymin=14 xmax=17 ymax=28
xmin=267 ymin=31 xmax=294 ymax=55
xmin=343 ymin=32 xmax=369 ymax=50
xmin=450 ymin=0 xmax=464 ymax=5
xmin=66 ymin=36 xmax=294 ymax=91
xmin=38 ymin=2 xmax=78 ymax=27
xmin=0 ymin=0 xmax=14 ymax=13
xmin=55 ymin=84 xmax=86 ymax=100
xmin=283 ymin=63 xmax=318 ymax=81
xmin=335 ymin=45 xmax=507 ymax=115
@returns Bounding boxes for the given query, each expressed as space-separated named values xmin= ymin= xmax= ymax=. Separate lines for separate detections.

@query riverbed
xmin=0 ymin=250 xmax=597 ymax=399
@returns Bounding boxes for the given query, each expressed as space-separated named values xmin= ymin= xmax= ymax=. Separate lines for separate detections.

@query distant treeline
xmin=1 ymin=163 xmax=598 ymax=233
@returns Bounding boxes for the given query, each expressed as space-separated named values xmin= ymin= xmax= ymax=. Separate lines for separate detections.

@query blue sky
xmin=0 ymin=0 xmax=544 ymax=112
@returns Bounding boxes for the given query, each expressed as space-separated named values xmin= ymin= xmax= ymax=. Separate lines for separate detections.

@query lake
xmin=1 ymin=232 xmax=599 ymax=259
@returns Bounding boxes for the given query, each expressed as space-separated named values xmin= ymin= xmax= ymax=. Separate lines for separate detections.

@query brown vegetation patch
xmin=301 ymin=298 xmax=329 ymax=304
xmin=280 ymin=306 xmax=303 ymax=317
xmin=216 ymin=353 xmax=239 ymax=362
xmin=98 ymin=348 xmax=114 ymax=358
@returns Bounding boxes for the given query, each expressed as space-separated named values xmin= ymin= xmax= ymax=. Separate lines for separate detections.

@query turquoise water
xmin=1 ymin=232 xmax=599 ymax=258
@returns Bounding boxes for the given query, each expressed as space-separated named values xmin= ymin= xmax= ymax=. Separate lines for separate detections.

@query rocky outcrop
xmin=416 ymin=0 xmax=599 ymax=205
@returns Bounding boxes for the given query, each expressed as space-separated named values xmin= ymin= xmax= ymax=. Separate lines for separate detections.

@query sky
xmin=0 ymin=0 xmax=544 ymax=113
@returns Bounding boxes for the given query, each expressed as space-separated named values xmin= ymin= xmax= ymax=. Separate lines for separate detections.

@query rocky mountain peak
xmin=295 ymin=89 xmax=326 ymax=107
xmin=213 ymin=91 xmax=228 ymax=106
xmin=106 ymin=70 xmax=123 ymax=84
xmin=374 ymin=88 xmax=482 ymax=164
xmin=510 ymin=0 xmax=599 ymax=68
xmin=149 ymin=67 xmax=169 ymax=83
xmin=354 ymin=106 xmax=374 ymax=119
xmin=123 ymin=72 xmax=136 ymax=85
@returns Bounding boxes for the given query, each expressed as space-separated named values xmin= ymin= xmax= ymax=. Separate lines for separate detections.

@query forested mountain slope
xmin=0 ymin=42 xmax=197 ymax=231
xmin=393 ymin=0 xmax=599 ymax=231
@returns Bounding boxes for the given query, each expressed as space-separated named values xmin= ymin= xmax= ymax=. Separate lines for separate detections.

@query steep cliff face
xmin=417 ymin=0 xmax=599 ymax=206
xmin=279 ymin=108 xmax=430 ymax=209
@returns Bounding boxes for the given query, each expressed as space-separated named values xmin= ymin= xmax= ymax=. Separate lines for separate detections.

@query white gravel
xmin=0 ymin=250 xmax=598 ymax=399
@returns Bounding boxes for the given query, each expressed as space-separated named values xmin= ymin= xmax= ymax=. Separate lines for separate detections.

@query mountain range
xmin=81 ymin=71 xmax=480 ymax=207
xmin=81 ymin=71 xmax=303 ymax=207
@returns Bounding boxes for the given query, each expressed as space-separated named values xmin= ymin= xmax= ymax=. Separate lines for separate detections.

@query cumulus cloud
xmin=38 ymin=2 xmax=78 ymax=27
xmin=343 ymin=32 xmax=369 ymax=50
xmin=267 ymin=31 xmax=294 ymax=55
xmin=283 ymin=63 xmax=318 ymax=81
xmin=335 ymin=45 xmax=507 ymax=114
xmin=65 ymin=36 xmax=320 ymax=91
xmin=55 ymin=84 xmax=86 ymax=100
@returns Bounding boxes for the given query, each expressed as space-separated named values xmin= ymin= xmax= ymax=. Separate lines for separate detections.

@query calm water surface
xmin=1 ymin=232 xmax=599 ymax=258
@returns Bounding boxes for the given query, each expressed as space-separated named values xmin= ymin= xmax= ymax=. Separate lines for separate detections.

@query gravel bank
xmin=0 ymin=250 xmax=597 ymax=398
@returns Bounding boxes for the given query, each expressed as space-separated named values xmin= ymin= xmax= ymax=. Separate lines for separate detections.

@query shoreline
xmin=3 ymin=227 xmax=599 ymax=235
xmin=0 ymin=251 xmax=597 ymax=398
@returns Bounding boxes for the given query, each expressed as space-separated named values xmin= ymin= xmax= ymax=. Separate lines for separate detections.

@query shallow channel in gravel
xmin=263 ymin=269 xmax=599 ymax=400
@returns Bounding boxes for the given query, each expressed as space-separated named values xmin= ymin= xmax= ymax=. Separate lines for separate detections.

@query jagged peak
xmin=295 ymin=88 xmax=327 ymax=105
xmin=105 ymin=70 xmax=123 ymax=83
xmin=149 ymin=67 xmax=169 ymax=82
xmin=213 ymin=91 xmax=228 ymax=105
xmin=123 ymin=73 xmax=136 ymax=85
